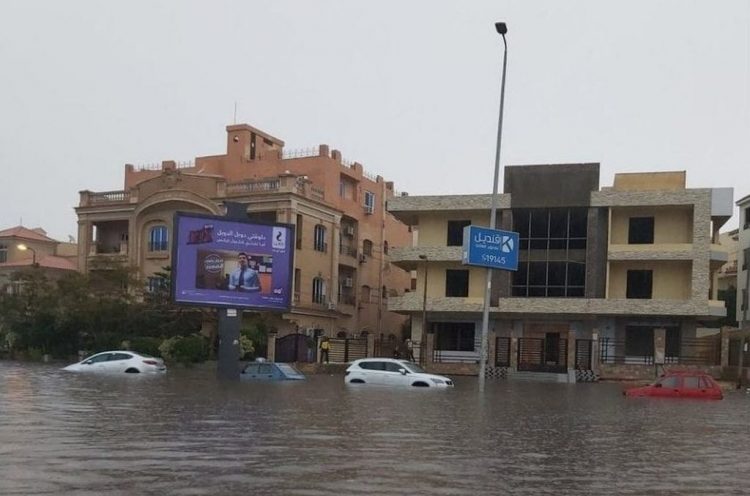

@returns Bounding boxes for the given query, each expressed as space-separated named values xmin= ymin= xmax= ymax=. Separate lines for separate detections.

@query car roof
xmin=661 ymin=371 xmax=713 ymax=377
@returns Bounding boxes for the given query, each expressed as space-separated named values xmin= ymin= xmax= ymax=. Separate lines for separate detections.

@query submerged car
xmin=345 ymin=358 xmax=454 ymax=388
xmin=63 ymin=351 xmax=166 ymax=374
xmin=625 ymin=372 xmax=723 ymax=400
xmin=241 ymin=360 xmax=305 ymax=381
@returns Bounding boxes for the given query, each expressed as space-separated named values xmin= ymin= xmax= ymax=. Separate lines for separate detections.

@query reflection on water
xmin=1 ymin=362 xmax=750 ymax=495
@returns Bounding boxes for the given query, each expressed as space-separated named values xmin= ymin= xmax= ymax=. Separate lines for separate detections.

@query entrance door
xmin=545 ymin=333 xmax=560 ymax=365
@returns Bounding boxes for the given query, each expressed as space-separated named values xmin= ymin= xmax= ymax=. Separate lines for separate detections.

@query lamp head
xmin=495 ymin=22 xmax=507 ymax=35
xmin=17 ymin=243 xmax=28 ymax=251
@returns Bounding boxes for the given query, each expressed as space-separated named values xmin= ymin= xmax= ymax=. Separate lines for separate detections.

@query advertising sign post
xmin=171 ymin=203 xmax=295 ymax=380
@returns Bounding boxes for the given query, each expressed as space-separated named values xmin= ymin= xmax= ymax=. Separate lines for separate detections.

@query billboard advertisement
xmin=171 ymin=212 xmax=295 ymax=310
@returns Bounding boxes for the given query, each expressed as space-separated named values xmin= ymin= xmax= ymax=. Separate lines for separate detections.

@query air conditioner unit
xmin=359 ymin=254 xmax=367 ymax=263
xmin=343 ymin=277 xmax=354 ymax=288
xmin=344 ymin=226 xmax=355 ymax=236
xmin=327 ymin=302 xmax=337 ymax=310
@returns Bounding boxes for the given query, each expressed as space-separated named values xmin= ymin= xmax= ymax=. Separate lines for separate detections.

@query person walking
xmin=320 ymin=337 xmax=330 ymax=364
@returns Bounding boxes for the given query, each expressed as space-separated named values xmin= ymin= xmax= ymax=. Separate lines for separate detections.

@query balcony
xmin=389 ymin=246 xmax=462 ymax=270
xmin=79 ymin=190 xmax=131 ymax=207
xmin=339 ymin=244 xmax=358 ymax=266
xmin=607 ymin=243 xmax=693 ymax=261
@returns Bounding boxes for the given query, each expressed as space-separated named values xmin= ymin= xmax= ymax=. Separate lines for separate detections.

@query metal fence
xmin=495 ymin=337 xmax=511 ymax=367
xmin=517 ymin=337 xmax=568 ymax=373
xmin=666 ymin=337 xmax=720 ymax=366
xmin=599 ymin=338 xmax=653 ymax=365
xmin=575 ymin=339 xmax=593 ymax=370
xmin=328 ymin=338 xmax=367 ymax=363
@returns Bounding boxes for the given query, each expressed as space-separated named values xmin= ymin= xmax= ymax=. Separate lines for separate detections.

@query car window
xmin=683 ymin=376 xmax=701 ymax=389
xmin=359 ymin=362 xmax=385 ymax=371
xmin=699 ymin=377 xmax=713 ymax=389
xmin=110 ymin=353 xmax=132 ymax=361
xmin=86 ymin=353 xmax=111 ymax=363
xmin=243 ymin=365 xmax=258 ymax=374
xmin=658 ymin=376 xmax=680 ymax=388
xmin=403 ymin=363 xmax=425 ymax=373
xmin=258 ymin=364 xmax=272 ymax=374
xmin=384 ymin=362 xmax=404 ymax=373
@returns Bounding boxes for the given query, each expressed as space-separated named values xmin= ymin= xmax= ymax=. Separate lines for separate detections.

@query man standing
xmin=319 ymin=337 xmax=330 ymax=364
xmin=228 ymin=252 xmax=260 ymax=291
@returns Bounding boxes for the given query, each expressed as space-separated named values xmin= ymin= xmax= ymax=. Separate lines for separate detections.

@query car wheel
xmin=411 ymin=381 xmax=429 ymax=387
xmin=349 ymin=379 xmax=365 ymax=384
xmin=125 ymin=368 xmax=140 ymax=374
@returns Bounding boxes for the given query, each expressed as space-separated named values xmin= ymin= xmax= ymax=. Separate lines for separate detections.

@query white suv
xmin=345 ymin=358 xmax=454 ymax=388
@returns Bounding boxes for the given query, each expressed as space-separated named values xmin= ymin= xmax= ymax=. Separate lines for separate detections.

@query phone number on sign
xmin=482 ymin=254 xmax=507 ymax=264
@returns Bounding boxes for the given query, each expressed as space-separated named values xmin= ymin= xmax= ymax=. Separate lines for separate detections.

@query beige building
xmin=75 ymin=123 xmax=411 ymax=341
xmin=387 ymin=165 xmax=732 ymax=380
xmin=737 ymin=195 xmax=750 ymax=327
xmin=0 ymin=226 xmax=78 ymax=290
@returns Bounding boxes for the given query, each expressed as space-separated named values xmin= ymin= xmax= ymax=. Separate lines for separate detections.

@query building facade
xmin=75 ymin=123 xmax=411 ymax=340
xmin=0 ymin=226 xmax=78 ymax=290
xmin=387 ymin=164 xmax=733 ymax=379
xmin=737 ymin=194 xmax=750 ymax=328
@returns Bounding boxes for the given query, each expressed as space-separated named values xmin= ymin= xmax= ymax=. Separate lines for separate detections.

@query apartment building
xmin=737 ymin=195 xmax=750 ymax=328
xmin=75 ymin=123 xmax=411 ymax=340
xmin=0 ymin=226 xmax=78 ymax=290
xmin=387 ymin=164 xmax=733 ymax=379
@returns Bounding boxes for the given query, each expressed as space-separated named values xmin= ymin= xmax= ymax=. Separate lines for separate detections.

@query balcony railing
xmin=226 ymin=179 xmax=280 ymax=195
xmin=89 ymin=190 xmax=130 ymax=204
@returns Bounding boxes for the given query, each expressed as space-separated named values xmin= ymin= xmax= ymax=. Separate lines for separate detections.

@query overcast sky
xmin=1 ymin=0 xmax=748 ymax=241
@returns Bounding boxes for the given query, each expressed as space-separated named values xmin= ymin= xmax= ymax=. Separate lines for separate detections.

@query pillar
xmin=267 ymin=332 xmax=277 ymax=362
xmin=424 ymin=332 xmax=435 ymax=365
xmin=488 ymin=329 xmax=497 ymax=368
xmin=366 ymin=332 xmax=375 ymax=357
xmin=654 ymin=327 xmax=666 ymax=366
xmin=509 ymin=337 xmax=518 ymax=371
xmin=720 ymin=327 xmax=730 ymax=368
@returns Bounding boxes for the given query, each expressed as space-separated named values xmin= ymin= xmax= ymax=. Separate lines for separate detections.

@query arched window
xmin=312 ymin=277 xmax=327 ymax=304
xmin=362 ymin=239 xmax=373 ymax=257
xmin=148 ymin=225 xmax=169 ymax=252
xmin=0 ymin=244 xmax=7 ymax=263
xmin=383 ymin=240 xmax=389 ymax=255
xmin=314 ymin=225 xmax=327 ymax=252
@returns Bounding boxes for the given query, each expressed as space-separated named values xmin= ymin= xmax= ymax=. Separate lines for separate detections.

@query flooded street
xmin=2 ymin=362 xmax=750 ymax=495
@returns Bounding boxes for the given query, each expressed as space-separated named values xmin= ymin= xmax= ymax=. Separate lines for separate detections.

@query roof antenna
xmin=233 ymin=101 xmax=237 ymax=124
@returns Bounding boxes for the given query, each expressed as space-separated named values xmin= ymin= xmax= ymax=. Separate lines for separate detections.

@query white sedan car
xmin=345 ymin=358 xmax=454 ymax=388
xmin=63 ymin=351 xmax=166 ymax=374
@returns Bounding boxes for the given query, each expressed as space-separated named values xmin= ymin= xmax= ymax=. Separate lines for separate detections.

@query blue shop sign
xmin=462 ymin=225 xmax=519 ymax=271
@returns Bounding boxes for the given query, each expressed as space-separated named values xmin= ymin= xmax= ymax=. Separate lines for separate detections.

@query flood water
xmin=1 ymin=362 xmax=750 ymax=495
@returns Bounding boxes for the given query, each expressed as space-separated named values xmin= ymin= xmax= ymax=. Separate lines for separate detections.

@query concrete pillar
xmin=267 ymin=333 xmax=277 ymax=362
xmin=654 ymin=327 xmax=666 ymax=365
xmin=720 ymin=327 xmax=730 ymax=368
xmin=488 ymin=329 xmax=497 ymax=367
xmin=591 ymin=329 xmax=601 ymax=374
xmin=567 ymin=328 xmax=577 ymax=383
xmin=424 ymin=333 xmax=435 ymax=365
xmin=509 ymin=337 xmax=518 ymax=370
xmin=366 ymin=332 xmax=375 ymax=357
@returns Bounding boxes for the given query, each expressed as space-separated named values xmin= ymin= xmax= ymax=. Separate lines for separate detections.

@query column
xmin=567 ymin=327 xmax=577 ymax=383
xmin=267 ymin=332 xmax=277 ymax=362
xmin=654 ymin=327 xmax=666 ymax=366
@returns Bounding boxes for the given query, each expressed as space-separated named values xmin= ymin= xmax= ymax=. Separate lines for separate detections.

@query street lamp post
xmin=479 ymin=22 xmax=509 ymax=391
xmin=419 ymin=254 xmax=428 ymax=365
xmin=17 ymin=243 xmax=37 ymax=267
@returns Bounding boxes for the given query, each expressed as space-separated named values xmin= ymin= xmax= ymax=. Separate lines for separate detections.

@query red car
xmin=625 ymin=372 xmax=723 ymax=400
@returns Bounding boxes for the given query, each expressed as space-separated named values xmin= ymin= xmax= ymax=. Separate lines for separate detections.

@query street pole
xmin=419 ymin=254 xmax=428 ymax=365
xmin=479 ymin=22 xmax=508 ymax=391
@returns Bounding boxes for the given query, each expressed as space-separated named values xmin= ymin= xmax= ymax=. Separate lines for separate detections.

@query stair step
xmin=507 ymin=371 xmax=571 ymax=383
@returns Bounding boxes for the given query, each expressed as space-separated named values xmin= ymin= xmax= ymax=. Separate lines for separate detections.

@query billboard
xmin=462 ymin=225 xmax=519 ymax=271
xmin=171 ymin=212 xmax=295 ymax=310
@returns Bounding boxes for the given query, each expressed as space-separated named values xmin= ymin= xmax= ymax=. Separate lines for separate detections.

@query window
xmin=434 ymin=322 xmax=475 ymax=351
xmin=314 ymin=225 xmax=327 ymax=252
xmin=364 ymin=191 xmax=375 ymax=214
xmin=361 ymin=285 xmax=371 ymax=303
xmin=0 ymin=244 xmax=7 ymax=263
xmin=683 ymin=376 xmax=701 ymax=389
xmin=745 ymin=207 xmax=750 ymax=229
xmin=628 ymin=217 xmax=654 ymax=244
xmin=339 ymin=179 xmax=346 ymax=198
xmin=296 ymin=215 xmax=303 ymax=250
xmin=148 ymin=225 xmax=169 ymax=252
xmin=626 ymin=270 xmax=653 ymax=299
xmin=447 ymin=220 xmax=471 ymax=246
xmin=625 ymin=326 xmax=654 ymax=357
xmin=294 ymin=269 xmax=301 ymax=302
xmin=247 ymin=211 xmax=277 ymax=223
xmin=360 ymin=361 xmax=385 ymax=370
xmin=383 ymin=241 xmax=389 ymax=255
xmin=659 ymin=376 xmax=680 ymax=388
xmin=110 ymin=353 xmax=133 ymax=361
xmin=362 ymin=239 xmax=373 ymax=257
xmin=512 ymin=208 xmax=588 ymax=297
xmin=312 ymin=277 xmax=326 ymax=304
xmin=445 ymin=270 xmax=469 ymax=297
xmin=743 ymin=248 xmax=750 ymax=271
xmin=384 ymin=362 xmax=404 ymax=373
xmin=146 ymin=276 xmax=167 ymax=293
